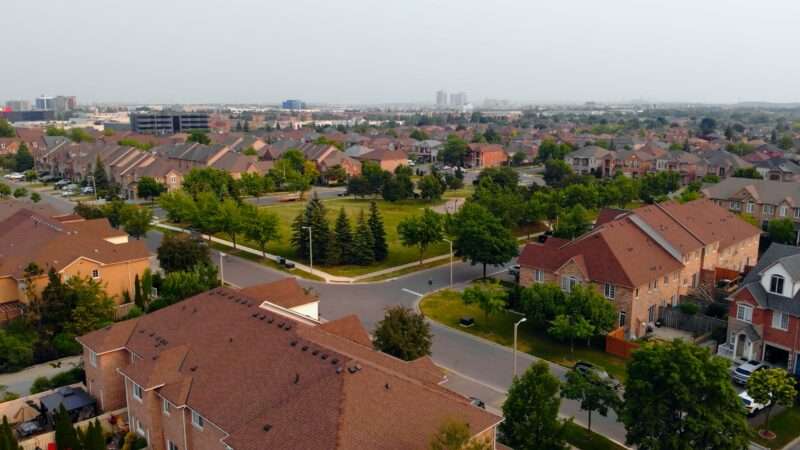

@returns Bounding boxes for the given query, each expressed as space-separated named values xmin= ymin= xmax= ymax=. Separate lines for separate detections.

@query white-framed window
xmin=167 ymin=440 xmax=179 ymax=450
xmin=89 ymin=350 xmax=98 ymax=368
xmin=736 ymin=304 xmax=753 ymax=323
xmin=191 ymin=410 xmax=204 ymax=430
xmin=91 ymin=269 xmax=100 ymax=279
xmin=135 ymin=417 xmax=145 ymax=436
xmin=604 ymin=283 xmax=615 ymax=299
xmin=169 ymin=175 xmax=177 ymax=184
xmin=731 ymin=200 xmax=741 ymax=211
xmin=162 ymin=398 xmax=170 ymax=416
xmin=132 ymin=383 xmax=143 ymax=402
xmin=747 ymin=202 xmax=754 ymax=213
xmin=534 ymin=270 xmax=544 ymax=283
xmin=780 ymin=206 xmax=788 ymax=217
xmin=770 ymin=275 xmax=785 ymax=295
xmin=794 ymin=208 xmax=800 ymax=219
xmin=618 ymin=311 xmax=626 ymax=327
xmin=772 ymin=311 xmax=790 ymax=331
xmin=561 ymin=276 xmax=578 ymax=293
xmin=763 ymin=205 xmax=775 ymax=216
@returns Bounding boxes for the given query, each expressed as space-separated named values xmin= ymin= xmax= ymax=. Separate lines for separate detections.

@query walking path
xmin=0 ymin=356 xmax=81 ymax=396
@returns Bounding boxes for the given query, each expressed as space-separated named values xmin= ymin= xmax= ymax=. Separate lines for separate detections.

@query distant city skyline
xmin=2 ymin=0 xmax=800 ymax=105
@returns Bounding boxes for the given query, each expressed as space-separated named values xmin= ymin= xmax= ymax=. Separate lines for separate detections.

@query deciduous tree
xmin=429 ymin=420 xmax=491 ymax=450
xmin=562 ymin=370 xmax=621 ymax=432
xmin=462 ymin=282 xmax=507 ymax=325
xmin=398 ymin=209 xmax=444 ymax=264
xmin=373 ymin=306 xmax=432 ymax=361
xmin=449 ymin=202 xmax=518 ymax=278
xmin=244 ymin=208 xmax=280 ymax=257
xmin=747 ymin=368 xmax=797 ymax=438
xmin=501 ymin=361 xmax=567 ymax=450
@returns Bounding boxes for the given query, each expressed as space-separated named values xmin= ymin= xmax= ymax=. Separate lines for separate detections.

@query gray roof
xmin=567 ymin=145 xmax=611 ymax=159
xmin=703 ymin=150 xmax=751 ymax=169
xmin=702 ymin=177 xmax=800 ymax=206
xmin=40 ymin=387 xmax=95 ymax=413
xmin=739 ymin=243 xmax=800 ymax=316
xmin=753 ymin=158 xmax=800 ymax=174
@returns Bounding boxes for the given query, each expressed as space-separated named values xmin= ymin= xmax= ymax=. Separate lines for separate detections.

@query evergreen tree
xmin=133 ymin=274 xmax=143 ymax=308
xmin=351 ymin=210 xmax=375 ymax=265
xmin=54 ymin=404 xmax=81 ymax=450
xmin=290 ymin=193 xmax=331 ymax=264
xmin=330 ymin=208 xmax=353 ymax=265
xmin=92 ymin=156 xmax=110 ymax=192
xmin=368 ymin=201 xmax=388 ymax=261
xmin=0 ymin=415 xmax=21 ymax=450
xmin=14 ymin=143 xmax=34 ymax=172
xmin=83 ymin=419 xmax=105 ymax=450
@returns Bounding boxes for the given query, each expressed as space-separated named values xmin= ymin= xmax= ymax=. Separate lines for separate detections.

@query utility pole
xmin=513 ymin=317 xmax=528 ymax=378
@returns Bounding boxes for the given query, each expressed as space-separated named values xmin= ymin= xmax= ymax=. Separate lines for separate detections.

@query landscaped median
xmin=751 ymin=406 xmax=800 ymax=449
xmin=419 ymin=289 xmax=628 ymax=381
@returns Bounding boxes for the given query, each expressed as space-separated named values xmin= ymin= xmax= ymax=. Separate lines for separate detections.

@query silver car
xmin=732 ymin=361 xmax=766 ymax=385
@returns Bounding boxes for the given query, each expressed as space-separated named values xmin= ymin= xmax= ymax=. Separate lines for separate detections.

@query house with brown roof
xmin=518 ymin=199 xmax=760 ymax=338
xmin=356 ymin=149 xmax=408 ymax=173
xmin=0 ymin=209 xmax=151 ymax=322
xmin=466 ymin=144 xmax=508 ymax=168
xmin=77 ymin=278 xmax=500 ymax=450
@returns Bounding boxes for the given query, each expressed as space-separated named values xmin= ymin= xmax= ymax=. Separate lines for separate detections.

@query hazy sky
xmin=2 ymin=0 xmax=799 ymax=105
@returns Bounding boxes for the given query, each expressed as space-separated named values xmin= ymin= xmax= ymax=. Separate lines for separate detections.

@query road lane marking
xmin=401 ymin=288 xmax=424 ymax=297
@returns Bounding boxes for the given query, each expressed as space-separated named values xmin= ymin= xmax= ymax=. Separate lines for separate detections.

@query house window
xmin=763 ymin=205 xmax=774 ymax=216
xmin=135 ymin=417 xmax=145 ymax=436
xmin=534 ymin=270 xmax=544 ymax=283
xmin=167 ymin=441 xmax=179 ymax=450
xmin=747 ymin=202 xmax=754 ymax=213
xmin=89 ymin=350 xmax=98 ymax=368
xmin=648 ymin=305 xmax=656 ymax=323
xmin=169 ymin=175 xmax=177 ymax=184
xmin=731 ymin=200 xmax=741 ymax=211
xmin=618 ymin=311 xmax=626 ymax=327
xmin=191 ymin=410 xmax=204 ymax=430
xmin=769 ymin=275 xmax=785 ymax=295
xmin=634 ymin=288 xmax=639 ymax=298
xmin=772 ymin=311 xmax=790 ymax=331
xmin=163 ymin=399 xmax=170 ymax=415
xmin=132 ymin=383 xmax=143 ymax=402
xmin=780 ymin=206 xmax=788 ymax=217
xmin=736 ymin=304 xmax=753 ymax=323
xmin=664 ymin=276 xmax=669 ymax=285
xmin=604 ymin=283 xmax=615 ymax=300
xmin=795 ymin=208 xmax=800 ymax=219
xmin=91 ymin=269 xmax=100 ymax=279
xmin=561 ymin=276 xmax=578 ymax=293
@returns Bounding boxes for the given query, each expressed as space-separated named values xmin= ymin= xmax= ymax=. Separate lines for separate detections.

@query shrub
xmin=678 ymin=302 xmax=700 ymax=316
xmin=53 ymin=332 xmax=82 ymax=356
xmin=124 ymin=305 xmax=144 ymax=320
xmin=705 ymin=302 xmax=728 ymax=319
xmin=30 ymin=376 xmax=52 ymax=394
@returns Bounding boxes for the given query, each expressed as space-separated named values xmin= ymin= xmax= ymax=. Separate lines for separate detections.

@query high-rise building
xmin=130 ymin=111 xmax=210 ymax=134
xmin=436 ymin=90 xmax=448 ymax=107
xmin=34 ymin=96 xmax=54 ymax=110
xmin=282 ymin=99 xmax=306 ymax=110
xmin=449 ymin=92 xmax=468 ymax=107
xmin=4 ymin=100 xmax=31 ymax=111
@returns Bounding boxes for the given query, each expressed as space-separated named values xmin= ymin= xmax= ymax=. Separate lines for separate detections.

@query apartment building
xmin=519 ymin=199 xmax=760 ymax=338
xmin=130 ymin=112 xmax=210 ymax=135
xmin=77 ymin=278 xmax=500 ymax=450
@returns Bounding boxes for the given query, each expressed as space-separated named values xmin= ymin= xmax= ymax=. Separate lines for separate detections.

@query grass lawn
xmin=751 ymin=406 xmax=800 ymax=449
xmin=564 ymin=422 xmax=627 ymax=450
xmin=358 ymin=257 xmax=455 ymax=282
xmin=420 ymin=290 xmax=628 ymax=381
xmin=251 ymin=198 xmax=451 ymax=277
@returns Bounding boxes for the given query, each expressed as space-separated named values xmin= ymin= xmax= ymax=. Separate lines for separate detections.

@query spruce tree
xmin=368 ymin=201 xmax=388 ymax=261
xmin=290 ymin=193 xmax=331 ymax=264
xmin=0 ymin=416 xmax=21 ymax=450
xmin=133 ymin=274 xmax=143 ymax=309
xmin=330 ymin=208 xmax=352 ymax=265
xmin=351 ymin=210 xmax=375 ymax=265
xmin=92 ymin=156 xmax=110 ymax=192
xmin=54 ymin=404 xmax=81 ymax=450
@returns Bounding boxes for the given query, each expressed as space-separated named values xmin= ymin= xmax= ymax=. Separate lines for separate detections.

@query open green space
xmin=751 ymin=406 xmax=800 ymax=449
xmin=564 ymin=422 xmax=627 ymax=450
xmin=420 ymin=290 xmax=628 ymax=381
xmin=253 ymin=198 xmax=451 ymax=277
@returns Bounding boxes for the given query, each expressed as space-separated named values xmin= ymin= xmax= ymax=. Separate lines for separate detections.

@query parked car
xmin=4 ymin=172 xmax=24 ymax=180
xmin=54 ymin=179 xmax=71 ymax=188
xmin=62 ymin=183 xmax=79 ymax=192
xmin=81 ymin=186 xmax=95 ymax=194
xmin=573 ymin=361 xmax=622 ymax=390
xmin=739 ymin=390 xmax=769 ymax=416
xmin=732 ymin=361 xmax=766 ymax=385
xmin=39 ymin=174 xmax=59 ymax=183
xmin=508 ymin=264 xmax=520 ymax=277
xmin=61 ymin=190 xmax=78 ymax=197
xmin=468 ymin=397 xmax=486 ymax=409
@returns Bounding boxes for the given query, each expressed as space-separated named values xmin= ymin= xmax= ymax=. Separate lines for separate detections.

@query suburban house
xmin=77 ymin=278 xmax=501 ymax=450
xmin=702 ymin=177 xmax=800 ymax=238
xmin=0 ymin=208 xmax=151 ymax=322
xmin=410 ymin=140 xmax=442 ymax=162
xmin=565 ymin=146 xmax=613 ymax=175
xmin=518 ymin=199 xmax=760 ymax=338
xmin=752 ymin=158 xmax=800 ymax=182
xmin=466 ymin=143 xmax=508 ymax=168
xmin=356 ymin=149 xmax=409 ymax=172
xmin=702 ymin=150 xmax=751 ymax=178
xmin=721 ymin=243 xmax=800 ymax=374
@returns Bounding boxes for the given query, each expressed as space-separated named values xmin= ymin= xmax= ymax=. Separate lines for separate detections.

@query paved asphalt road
xmin=25 ymin=181 xmax=629 ymax=445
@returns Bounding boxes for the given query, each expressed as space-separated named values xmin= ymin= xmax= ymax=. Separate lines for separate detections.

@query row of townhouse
xmin=565 ymin=145 xmax=751 ymax=183
xmin=703 ymin=177 xmax=800 ymax=241
xmin=77 ymin=278 xmax=501 ymax=450
xmin=518 ymin=199 xmax=760 ymax=339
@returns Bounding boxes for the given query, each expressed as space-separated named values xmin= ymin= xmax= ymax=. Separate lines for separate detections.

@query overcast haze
xmin=2 ymin=0 xmax=799 ymax=105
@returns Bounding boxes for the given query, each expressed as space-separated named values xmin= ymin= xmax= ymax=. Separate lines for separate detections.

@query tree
xmin=462 ymin=282 xmax=507 ymax=324
xmin=512 ymin=151 xmax=526 ymax=166
xmin=548 ymin=314 xmax=594 ymax=352
xmin=187 ymin=130 xmax=211 ymax=144
xmin=622 ymin=340 xmax=749 ymax=450
xmin=69 ymin=128 xmax=95 ymax=143
xmin=157 ymin=234 xmax=211 ymax=273
xmin=133 ymin=274 xmax=143 ymax=308
xmin=14 ymin=143 xmax=33 ymax=172
xmin=238 ymin=172 xmax=265 ymax=198
xmin=778 ymin=134 xmax=794 ymax=150
xmin=418 ymin=175 xmax=445 ymax=201
xmin=429 ymin=420 xmax=491 ymax=450
xmin=156 ymin=264 xmax=219 ymax=308
xmin=137 ymin=176 xmax=166 ymax=200
xmin=66 ymin=275 xmax=115 ymax=336
xmin=0 ymin=415 xmax=22 ymax=450
xmin=217 ymin=199 xmax=246 ymax=249
xmin=373 ymin=306 xmax=432 ymax=361
xmin=54 ymin=404 xmax=81 ymax=450
xmin=0 ymin=184 xmax=10 ymax=198
xmin=699 ymin=117 xmax=717 ymax=136
xmin=81 ymin=419 xmax=105 ymax=450
xmin=747 ymin=368 xmax=797 ymax=438
xmin=11 ymin=188 xmax=26 ymax=198
xmin=441 ymin=134 xmax=468 ymax=166
xmin=92 ymin=156 xmax=110 ymax=193
xmin=183 ymin=167 xmax=238 ymax=200
xmin=768 ymin=218 xmax=795 ymax=245
xmin=351 ymin=210 xmax=375 ymax=265
xmin=450 ymin=202 xmax=518 ymax=278
xmin=121 ymin=205 xmax=152 ymax=239
xmin=398 ymin=209 xmax=444 ymax=264
xmin=158 ymin=190 xmax=197 ymax=223
xmin=0 ymin=118 xmax=15 ymax=138
xmin=194 ymin=191 xmax=222 ymax=238
xmin=244 ymin=208 xmax=280 ymax=257
xmin=553 ymin=205 xmax=591 ymax=239
xmin=410 ymin=129 xmax=429 ymax=141
xmin=543 ymin=159 xmax=573 ymax=186
xmin=501 ymin=361 xmax=567 ymax=450
xmin=329 ymin=208 xmax=352 ymax=265
xmin=30 ymin=192 xmax=41 ymax=203
xmin=520 ymin=283 xmax=568 ymax=327
xmin=562 ymin=370 xmax=621 ymax=432
xmin=368 ymin=202 xmax=388 ymax=261
xmin=733 ymin=167 xmax=762 ymax=179
xmin=291 ymin=194 xmax=331 ymax=264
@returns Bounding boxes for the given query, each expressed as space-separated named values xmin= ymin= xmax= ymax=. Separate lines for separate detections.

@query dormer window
xmin=770 ymin=275 xmax=785 ymax=295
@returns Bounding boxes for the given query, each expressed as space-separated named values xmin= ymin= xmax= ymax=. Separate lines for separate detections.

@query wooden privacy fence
xmin=658 ymin=305 xmax=727 ymax=336
xmin=605 ymin=327 xmax=639 ymax=359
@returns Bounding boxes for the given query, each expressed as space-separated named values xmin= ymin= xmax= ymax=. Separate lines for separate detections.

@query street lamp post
xmin=302 ymin=226 xmax=313 ymax=275
xmin=219 ymin=251 xmax=226 ymax=285
xmin=443 ymin=238 xmax=453 ymax=288
xmin=513 ymin=317 xmax=528 ymax=378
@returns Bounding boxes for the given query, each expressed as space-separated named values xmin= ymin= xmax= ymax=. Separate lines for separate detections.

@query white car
xmin=5 ymin=173 xmax=24 ymax=180
xmin=81 ymin=186 xmax=95 ymax=194
xmin=739 ymin=390 xmax=769 ymax=416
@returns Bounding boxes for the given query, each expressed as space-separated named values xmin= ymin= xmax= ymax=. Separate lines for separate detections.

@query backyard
xmin=420 ymin=289 xmax=628 ymax=381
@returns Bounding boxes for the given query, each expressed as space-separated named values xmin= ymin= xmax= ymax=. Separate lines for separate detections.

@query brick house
xmin=356 ymin=149 xmax=408 ymax=173
xmin=77 ymin=278 xmax=500 ymax=450
xmin=466 ymin=144 xmax=508 ymax=168
xmin=721 ymin=244 xmax=800 ymax=374
xmin=519 ymin=199 xmax=760 ymax=338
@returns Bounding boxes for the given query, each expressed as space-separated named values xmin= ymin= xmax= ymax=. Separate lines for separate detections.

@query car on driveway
xmin=573 ymin=361 xmax=622 ymax=390
xmin=508 ymin=264 xmax=520 ymax=277
xmin=4 ymin=172 xmax=24 ymax=181
xmin=739 ymin=390 xmax=769 ymax=416
xmin=54 ymin=179 xmax=71 ymax=188
xmin=81 ymin=186 xmax=94 ymax=194
xmin=732 ymin=361 xmax=766 ymax=385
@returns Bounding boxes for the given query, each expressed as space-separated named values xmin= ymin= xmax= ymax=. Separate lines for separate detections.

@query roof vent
xmin=229 ymin=337 xmax=234 ymax=343
xmin=384 ymin=383 xmax=390 ymax=390
xmin=284 ymin=325 xmax=292 ymax=331
xmin=321 ymin=354 xmax=328 ymax=360
xmin=294 ymin=373 xmax=300 ymax=384
xmin=263 ymin=424 xmax=272 ymax=432
xmin=190 ymin=366 xmax=198 ymax=372
xmin=301 ymin=345 xmax=309 ymax=351
xmin=267 ymin=317 xmax=274 ymax=323
xmin=336 ymin=367 xmax=343 ymax=374
xmin=290 ymin=340 xmax=297 ymax=347
xmin=251 ymin=313 xmax=259 ymax=318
